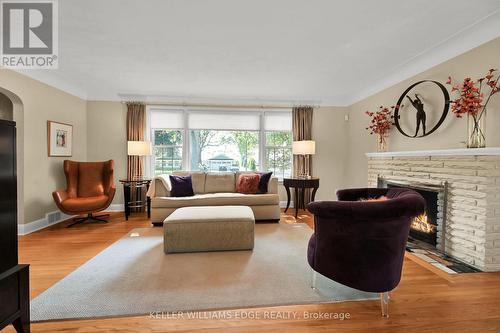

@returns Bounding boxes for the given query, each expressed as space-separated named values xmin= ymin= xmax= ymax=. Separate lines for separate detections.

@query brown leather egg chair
xmin=53 ymin=160 xmax=116 ymax=227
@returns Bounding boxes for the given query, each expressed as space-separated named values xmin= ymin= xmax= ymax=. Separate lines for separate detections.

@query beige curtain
xmin=293 ymin=106 xmax=314 ymax=205
xmin=126 ymin=103 xmax=145 ymax=179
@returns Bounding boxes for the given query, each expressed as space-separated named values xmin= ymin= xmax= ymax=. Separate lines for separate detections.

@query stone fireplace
xmin=366 ymin=148 xmax=500 ymax=272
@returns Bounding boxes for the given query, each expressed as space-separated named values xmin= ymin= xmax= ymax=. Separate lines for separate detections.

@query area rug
xmin=31 ymin=223 xmax=377 ymax=321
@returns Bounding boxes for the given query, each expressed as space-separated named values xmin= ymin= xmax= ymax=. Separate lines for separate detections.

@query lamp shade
xmin=127 ymin=141 xmax=152 ymax=156
xmin=292 ymin=140 xmax=316 ymax=155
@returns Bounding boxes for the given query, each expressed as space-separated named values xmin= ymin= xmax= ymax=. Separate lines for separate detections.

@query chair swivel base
xmin=67 ymin=213 xmax=110 ymax=228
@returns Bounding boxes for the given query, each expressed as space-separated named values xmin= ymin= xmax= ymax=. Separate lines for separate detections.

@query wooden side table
xmin=283 ymin=177 xmax=320 ymax=218
xmin=119 ymin=179 xmax=152 ymax=221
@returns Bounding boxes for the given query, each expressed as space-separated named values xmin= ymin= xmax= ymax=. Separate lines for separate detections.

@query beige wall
xmin=346 ymin=37 xmax=500 ymax=187
xmin=86 ymin=101 xmax=128 ymax=205
xmin=312 ymin=107 xmax=349 ymax=200
xmin=0 ymin=69 xmax=87 ymax=223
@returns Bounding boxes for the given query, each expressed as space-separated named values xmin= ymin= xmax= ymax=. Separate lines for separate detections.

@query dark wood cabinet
xmin=0 ymin=120 xmax=30 ymax=333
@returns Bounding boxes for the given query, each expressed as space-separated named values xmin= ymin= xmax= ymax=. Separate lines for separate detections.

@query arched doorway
xmin=0 ymin=88 xmax=24 ymax=226
xmin=0 ymin=92 xmax=13 ymax=120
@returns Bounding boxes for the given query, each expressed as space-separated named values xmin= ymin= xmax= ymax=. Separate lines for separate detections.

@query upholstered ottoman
xmin=163 ymin=206 xmax=255 ymax=253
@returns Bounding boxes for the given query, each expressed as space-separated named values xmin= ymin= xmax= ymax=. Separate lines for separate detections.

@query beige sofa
xmin=149 ymin=171 xmax=281 ymax=225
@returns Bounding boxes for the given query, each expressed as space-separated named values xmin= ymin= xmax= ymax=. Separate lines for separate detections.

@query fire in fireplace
xmin=401 ymin=187 xmax=439 ymax=246
xmin=412 ymin=213 xmax=436 ymax=234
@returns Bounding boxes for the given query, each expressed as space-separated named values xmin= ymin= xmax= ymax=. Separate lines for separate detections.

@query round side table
xmin=119 ymin=178 xmax=152 ymax=220
xmin=283 ymin=177 xmax=320 ymax=218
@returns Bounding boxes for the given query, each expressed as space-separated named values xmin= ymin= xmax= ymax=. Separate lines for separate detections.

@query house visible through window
xmin=189 ymin=130 xmax=260 ymax=172
xmin=148 ymin=108 xmax=292 ymax=179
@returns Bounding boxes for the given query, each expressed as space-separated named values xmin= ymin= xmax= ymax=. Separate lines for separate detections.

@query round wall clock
xmin=394 ymin=80 xmax=450 ymax=138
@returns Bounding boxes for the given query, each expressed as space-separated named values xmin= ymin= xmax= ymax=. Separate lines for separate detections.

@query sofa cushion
xmin=165 ymin=206 xmax=255 ymax=224
xmin=172 ymin=171 xmax=206 ymax=194
xmin=205 ymin=172 xmax=235 ymax=193
xmin=236 ymin=173 xmax=260 ymax=194
xmin=152 ymin=192 xmax=279 ymax=208
xmin=169 ymin=175 xmax=194 ymax=197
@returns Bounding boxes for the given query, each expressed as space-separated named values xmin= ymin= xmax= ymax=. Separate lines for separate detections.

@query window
xmin=152 ymin=129 xmax=183 ymax=175
xmin=188 ymin=111 xmax=261 ymax=173
xmin=148 ymin=108 xmax=292 ymax=179
xmin=263 ymin=112 xmax=293 ymax=179
xmin=150 ymin=109 xmax=184 ymax=175
xmin=265 ymin=131 xmax=292 ymax=179
xmin=190 ymin=130 xmax=260 ymax=172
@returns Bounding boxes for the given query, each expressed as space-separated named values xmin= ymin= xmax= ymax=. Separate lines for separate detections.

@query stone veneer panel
xmin=367 ymin=155 xmax=500 ymax=272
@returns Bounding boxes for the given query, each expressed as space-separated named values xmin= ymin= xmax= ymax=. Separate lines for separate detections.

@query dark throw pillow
xmin=169 ymin=175 xmax=194 ymax=197
xmin=257 ymin=172 xmax=273 ymax=194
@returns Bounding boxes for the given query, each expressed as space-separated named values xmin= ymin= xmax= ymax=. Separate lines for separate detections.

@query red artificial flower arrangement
xmin=365 ymin=106 xmax=396 ymax=136
xmin=446 ymin=69 xmax=499 ymax=118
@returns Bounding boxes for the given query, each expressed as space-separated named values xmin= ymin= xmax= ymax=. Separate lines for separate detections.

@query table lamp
xmin=127 ymin=140 xmax=152 ymax=179
xmin=292 ymin=140 xmax=315 ymax=179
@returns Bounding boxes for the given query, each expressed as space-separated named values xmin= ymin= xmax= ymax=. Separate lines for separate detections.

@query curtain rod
xmin=121 ymin=101 xmax=317 ymax=109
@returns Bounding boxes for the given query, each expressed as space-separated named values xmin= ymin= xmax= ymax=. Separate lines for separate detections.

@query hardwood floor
xmin=3 ymin=209 xmax=500 ymax=332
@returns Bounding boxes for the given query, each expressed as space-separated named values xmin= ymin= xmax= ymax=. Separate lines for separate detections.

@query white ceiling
xmin=17 ymin=0 xmax=500 ymax=105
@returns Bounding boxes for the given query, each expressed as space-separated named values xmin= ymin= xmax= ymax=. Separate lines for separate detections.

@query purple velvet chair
xmin=307 ymin=188 xmax=425 ymax=317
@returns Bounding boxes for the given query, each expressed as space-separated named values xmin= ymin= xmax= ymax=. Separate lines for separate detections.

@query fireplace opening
xmin=377 ymin=178 xmax=445 ymax=249
xmin=387 ymin=184 xmax=439 ymax=247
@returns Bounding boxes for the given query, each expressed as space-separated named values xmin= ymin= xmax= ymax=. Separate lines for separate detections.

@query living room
xmin=1 ymin=1 xmax=500 ymax=332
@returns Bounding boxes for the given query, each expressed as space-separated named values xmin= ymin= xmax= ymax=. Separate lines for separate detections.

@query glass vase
xmin=467 ymin=110 xmax=486 ymax=148
xmin=377 ymin=133 xmax=388 ymax=152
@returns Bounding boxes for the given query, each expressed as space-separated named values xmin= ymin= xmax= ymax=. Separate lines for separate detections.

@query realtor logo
xmin=1 ymin=0 xmax=58 ymax=68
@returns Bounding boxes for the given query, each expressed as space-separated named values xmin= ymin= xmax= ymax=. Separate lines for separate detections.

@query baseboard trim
xmin=279 ymin=201 xmax=294 ymax=208
xmin=105 ymin=204 xmax=125 ymax=212
xmin=18 ymin=204 xmax=125 ymax=235
xmin=18 ymin=210 xmax=74 ymax=235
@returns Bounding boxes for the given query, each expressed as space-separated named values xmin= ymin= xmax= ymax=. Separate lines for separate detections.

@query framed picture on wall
xmin=47 ymin=121 xmax=73 ymax=157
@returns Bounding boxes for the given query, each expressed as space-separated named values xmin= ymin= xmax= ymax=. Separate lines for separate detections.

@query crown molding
xmin=12 ymin=69 xmax=88 ymax=100
xmin=345 ymin=9 xmax=500 ymax=106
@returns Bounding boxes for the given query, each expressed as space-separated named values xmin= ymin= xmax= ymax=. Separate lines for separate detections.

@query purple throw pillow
xmin=257 ymin=172 xmax=273 ymax=194
xmin=169 ymin=175 xmax=194 ymax=197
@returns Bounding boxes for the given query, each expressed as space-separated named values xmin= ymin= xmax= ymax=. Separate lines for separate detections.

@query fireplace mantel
xmin=366 ymin=147 xmax=500 ymax=158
